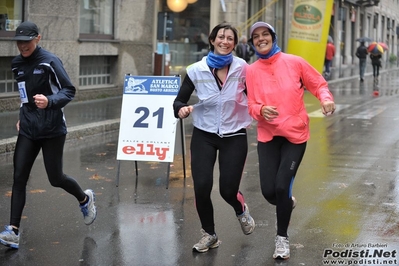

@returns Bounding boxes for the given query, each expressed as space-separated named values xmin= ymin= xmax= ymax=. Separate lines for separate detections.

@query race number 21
xmin=133 ymin=107 xmax=164 ymax=128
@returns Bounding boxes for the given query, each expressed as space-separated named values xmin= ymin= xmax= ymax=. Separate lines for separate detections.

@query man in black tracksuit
xmin=0 ymin=21 xmax=97 ymax=249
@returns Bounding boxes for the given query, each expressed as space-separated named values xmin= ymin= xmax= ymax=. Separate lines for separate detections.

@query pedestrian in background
xmin=0 ymin=21 xmax=97 ymax=250
xmin=356 ymin=41 xmax=368 ymax=82
xmin=246 ymin=21 xmax=335 ymax=260
xmin=173 ymin=22 xmax=255 ymax=253
xmin=236 ymin=36 xmax=255 ymax=63
xmin=324 ymin=38 xmax=335 ymax=77
xmin=370 ymin=53 xmax=382 ymax=85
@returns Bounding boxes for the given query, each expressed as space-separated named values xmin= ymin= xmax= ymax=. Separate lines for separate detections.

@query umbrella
xmin=356 ymin=37 xmax=372 ymax=43
xmin=367 ymin=42 xmax=388 ymax=55
xmin=377 ymin=42 xmax=388 ymax=50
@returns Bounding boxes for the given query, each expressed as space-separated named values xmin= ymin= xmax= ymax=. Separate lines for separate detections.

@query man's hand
xmin=33 ymin=94 xmax=48 ymax=109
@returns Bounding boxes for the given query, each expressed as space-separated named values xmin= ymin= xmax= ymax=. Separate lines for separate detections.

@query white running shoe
xmin=0 ymin=225 xmax=19 ymax=249
xmin=273 ymin=235 xmax=290 ymax=259
xmin=237 ymin=203 xmax=255 ymax=235
xmin=80 ymin=189 xmax=97 ymax=225
xmin=192 ymin=229 xmax=220 ymax=253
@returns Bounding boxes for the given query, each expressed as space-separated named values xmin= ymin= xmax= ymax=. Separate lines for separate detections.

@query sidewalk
xmin=327 ymin=61 xmax=396 ymax=84
xmin=0 ymin=63 xmax=397 ymax=153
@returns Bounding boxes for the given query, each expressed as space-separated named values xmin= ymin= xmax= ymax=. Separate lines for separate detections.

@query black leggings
xmin=10 ymin=134 xmax=86 ymax=228
xmin=190 ymin=127 xmax=248 ymax=235
xmin=372 ymin=64 xmax=380 ymax=77
xmin=257 ymin=136 xmax=306 ymax=237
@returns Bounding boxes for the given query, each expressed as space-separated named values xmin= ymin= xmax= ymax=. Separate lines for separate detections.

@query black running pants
xmin=257 ymin=136 xmax=306 ymax=237
xmin=10 ymin=134 xmax=86 ymax=228
xmin=190 ymin=127 xmax=248 ymax=235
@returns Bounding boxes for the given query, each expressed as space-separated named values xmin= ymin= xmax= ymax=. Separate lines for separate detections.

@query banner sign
xmin=287 ymin=0 xmax=334 ymax=73
xmin=116 ymin=75 xmax=180 ymax=162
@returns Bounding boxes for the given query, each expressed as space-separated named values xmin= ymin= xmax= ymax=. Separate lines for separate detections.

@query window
xmin=160 ymin=0 xmax=210 ymax=74
xmin=79 ymin=0 xmax=114 ymax=39
xmin=0 ymin=57 xmax=17 ymax=94
xmin=0 ymin=0 xmax=23 ymax=37
xmin=79 ymin=56 xmax=113 ymax=87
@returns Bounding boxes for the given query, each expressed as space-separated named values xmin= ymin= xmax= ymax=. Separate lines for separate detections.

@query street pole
xmin=339 ymin=30 xmax=344 ymax=78
xmin=162 ymin=12 xmax=167 ymax=76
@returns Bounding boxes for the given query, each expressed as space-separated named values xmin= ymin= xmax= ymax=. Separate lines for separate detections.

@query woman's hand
xmin=33 ymin=94 xmax=48 ymax=109
xmin=321 ymin=100 xmax=336 ymax=116
xmin=16 ymin=120 xmax=20 ymax=132
xmin=260 ymin=105 xmax=279 ymax=121
xmin=178 ymin=105 xmax=194 ymax=119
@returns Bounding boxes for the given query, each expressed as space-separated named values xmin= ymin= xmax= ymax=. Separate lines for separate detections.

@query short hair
xmin=208 ymin=22 xmax=238 ymax=51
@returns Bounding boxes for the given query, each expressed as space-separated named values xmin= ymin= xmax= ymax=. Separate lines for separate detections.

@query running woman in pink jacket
xmin=246 ymin=22 xmax=336 ymax=260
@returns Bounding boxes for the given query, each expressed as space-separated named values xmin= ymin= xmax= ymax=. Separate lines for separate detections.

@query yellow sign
xmin=287 ymin=0 xmax=334 ymax=73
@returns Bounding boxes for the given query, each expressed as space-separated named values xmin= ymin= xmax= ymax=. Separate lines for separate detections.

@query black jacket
xmin=236 ymin=43 xmax=254 ymax=62
xmin=356 ymin=45 xmax=368 ymax=59
xmin=12 ymin=46 xmax=75 ymax=140
xmin=370 ymin=53 xmax=382 ymax=66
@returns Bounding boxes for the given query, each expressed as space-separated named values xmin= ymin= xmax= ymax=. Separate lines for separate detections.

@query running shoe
xmin=80 ymin=189 xmax=97 ymax=225
xmin=192 ymin=229 xmax=220 ymax=253
xmin=273 ymin=235 xmax=290 ymax=259
xmin=237 ymin=203 xmax=255 ymax=235
xmin=0 ymin=225 xmax=19 ymax=249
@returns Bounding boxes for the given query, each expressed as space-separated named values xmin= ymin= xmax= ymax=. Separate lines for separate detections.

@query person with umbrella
xmin=368 ymin=42 xmax=388 ymax=85
xmin=370 ymin=52 xmax=382 ymax=85
xmin=355 ymin=41 xmax=368 ymax=82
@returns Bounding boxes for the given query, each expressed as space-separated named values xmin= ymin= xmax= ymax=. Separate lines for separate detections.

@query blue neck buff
xmin=206 ymin=51 xmax=233 ymax=69
xmin=254 ymin=38 xmax=281 ymax=59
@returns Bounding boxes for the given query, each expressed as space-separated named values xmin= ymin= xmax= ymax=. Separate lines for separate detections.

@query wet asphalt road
xmin=0 ymin=71 xmax=399 ymax=265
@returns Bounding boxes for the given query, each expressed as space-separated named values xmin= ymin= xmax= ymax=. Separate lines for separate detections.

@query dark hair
xmin=208 ymin=22 xmax=238 ymax=51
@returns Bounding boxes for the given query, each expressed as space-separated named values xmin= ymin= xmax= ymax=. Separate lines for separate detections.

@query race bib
xmin=18 ymin=81 xmax=28 ymax=103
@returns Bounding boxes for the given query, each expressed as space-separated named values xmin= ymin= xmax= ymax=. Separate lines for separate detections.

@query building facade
xmin=0 ymin=0 xmax=397 ymax=112
xmin=0 ymin=0 xmax=156 ymax=111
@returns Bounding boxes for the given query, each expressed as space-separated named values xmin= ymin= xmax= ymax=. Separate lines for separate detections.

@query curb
xmin=0 ymin=119 xmax=120 ymax=154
